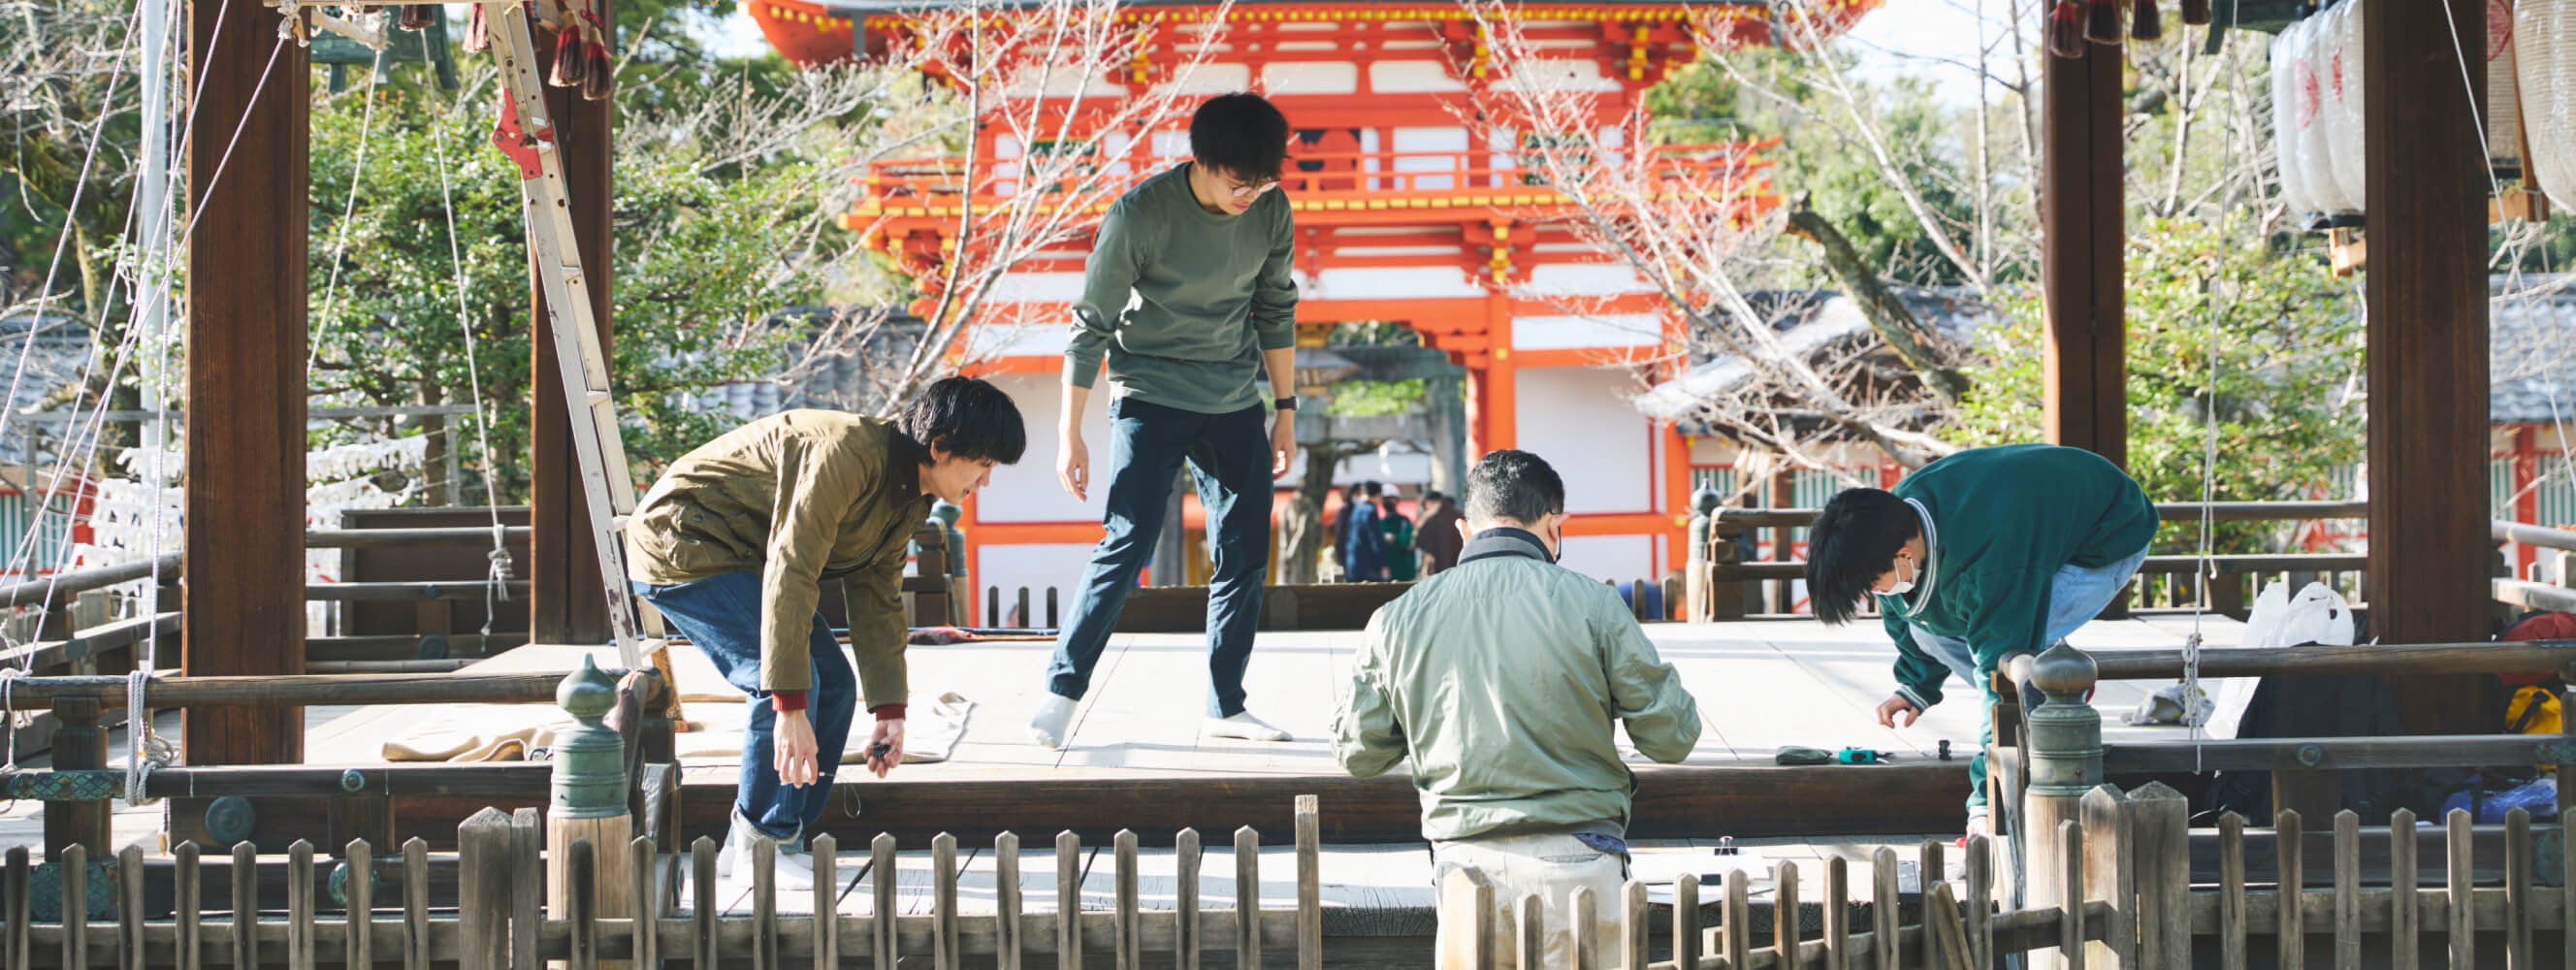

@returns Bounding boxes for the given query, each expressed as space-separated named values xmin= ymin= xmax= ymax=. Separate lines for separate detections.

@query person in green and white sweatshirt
xmin=1804 ymin=444 xmax=2157 ymax=837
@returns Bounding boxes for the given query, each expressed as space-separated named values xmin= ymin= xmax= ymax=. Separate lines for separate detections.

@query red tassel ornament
xmin=399 ymin=4 xmax=435 ymax=31
xmin=463 ymin=2 xmax=490 ymax=52
xmin=2086 ymin=0 xmax=2123 ymax=44
xmin=550 ymin=30 xmax=587 ymax=87
xmin=581 ymin=18 xmax=612 ymax=101
xmin=2132 ymin=0 xmax=2162 ymax=40
xmin=2180 ymin=0 xmax=2212 ymax=25
xmin=2048 ymin=0 xmax=2086 ymax=56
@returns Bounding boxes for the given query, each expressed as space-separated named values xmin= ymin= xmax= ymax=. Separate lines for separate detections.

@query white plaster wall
xmin=967 ymin=324 xmax=1071 ymax=359
xmin=1512 ymin=313 xmax=1662 ymax=350
xmin=985 ymin=272 xmax=1090 ymax=305
xmin=970 ymin=542 xmax=1095 ymax=625
xmin=1370 ymin=60 xmax=1466 ymax=93
xmin=1558 ymin=534 xmax=1656 ymax=585
xmin=1155 ymin=62 xmax=1252 ymax=98
xmin=976 ymin=372 xmax=1112 ymax=526
xmin=1312 ymin=266 xmax=1484 ymax=301
xmin=1516 ymin=368 xmax=1656 ymax=515
xmin=1391 ymin=127 xmax=1469 ymax=190
xmin=1261 ymin=60 xmax=1358 ymax=94
xmin=1523 ymin=262 xmax=1658 ymax=298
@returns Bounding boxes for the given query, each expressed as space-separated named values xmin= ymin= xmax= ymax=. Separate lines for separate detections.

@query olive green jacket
xmin=624 ymin=410 xmax=927 ymax=706
xmin=1334 ymin=529 xmax=1703 ymax=841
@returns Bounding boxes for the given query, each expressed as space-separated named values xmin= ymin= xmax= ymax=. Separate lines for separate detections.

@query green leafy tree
xmin=1953 ymin=217 xmax=2366 ymax=552
xmin=306 ymin=71 xmax=853 ymax=501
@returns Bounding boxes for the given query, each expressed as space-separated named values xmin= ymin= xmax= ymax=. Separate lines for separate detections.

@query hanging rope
xmin=424 ymin=81 xmax=518 ymax=616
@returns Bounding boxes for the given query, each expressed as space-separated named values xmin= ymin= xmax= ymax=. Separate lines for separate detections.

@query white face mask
xmin=1880 ymin=555 xmax=1917 ymax=597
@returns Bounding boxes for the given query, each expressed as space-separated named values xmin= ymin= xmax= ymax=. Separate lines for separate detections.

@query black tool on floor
xmin=1939 ymin=739 xmax=1953 ymax=760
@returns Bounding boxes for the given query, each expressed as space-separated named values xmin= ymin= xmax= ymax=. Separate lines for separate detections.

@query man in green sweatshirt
xmin=1805 ymin=443 xmax=2157 ymax=836
xmin=626 ymin=376 xmax=1024 ymax=892
xmin=1032 ymin=92 xmax=1301 ymax=748
xmin=1336 ymin=449 xmax=1702 ymax=966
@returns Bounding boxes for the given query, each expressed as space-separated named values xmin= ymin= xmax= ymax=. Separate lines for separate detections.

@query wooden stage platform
xmin=4 ymin=613 xmax=2239 ymax=851
xmin=0 ymin=614 xmax=2239 ymax=960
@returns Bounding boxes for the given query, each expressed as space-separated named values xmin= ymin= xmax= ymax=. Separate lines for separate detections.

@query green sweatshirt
xmin=624 ymin=411 xmax=926 ymax=708
xmin=1336 ymin=530 xmax=1703 ymax=841
xmin=1876 ymin=444 xmax=2158 ymax=708
xmin=1064 ymin=163 xmax=1299 ymax=414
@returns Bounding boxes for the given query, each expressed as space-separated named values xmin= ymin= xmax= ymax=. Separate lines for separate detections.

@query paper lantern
xmin=2322 ymin=0 xmax=2367 ymax=214
xmin=2493 ymin=0 xmax=2528 ymax=180
xmin=2520 ymin=0 xmax=2576 ymax=207
xmin=2272 ymin=19 xmax=2323 ymax=217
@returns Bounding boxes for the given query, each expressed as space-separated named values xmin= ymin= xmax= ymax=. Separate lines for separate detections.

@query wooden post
xmin=459 ymin=808 xmax=515 ymax=970
xmin=2040 ymin=33 xmax=2125 ymax=466
xmin=548 ymin=657 xmax=633 ymax=968
xmin=2130 ymin=783 xmax=2190 ymax=970
xmin=2363 ymin=0 xmax=2492 ymax=734
xmin=1709 ymin=522 xmax=1748 ymax=621
xmin=2020 ymin=644 xmax=2102 ymax=970
xmin=529 ymin=20 xmax=615 ymax=645
xmin=914 ymin=524 xmax=950 ymax=627
xmin=42 ymin=696 xmax=107 ymax=862
xmin=1434 ymin=866 xmax=1494 ymax=970
xmin=1766 ymin=470 xmax=1794 ymax=614
xmin=2077 ymin=785 xmax=2132 ymax=967
xmin=185 ymin=0 xmax=308 ymax=765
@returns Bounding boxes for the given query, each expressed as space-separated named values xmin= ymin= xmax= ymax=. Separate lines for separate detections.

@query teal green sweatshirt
xmin=1064 ymin=163 xmax=1299 ymax=414
xmin=1876 ymin=444 xmax=2158 ymax=708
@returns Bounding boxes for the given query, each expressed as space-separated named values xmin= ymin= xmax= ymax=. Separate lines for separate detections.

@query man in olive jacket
xmin=1335 ymin=450 xmax=1701 ymax=966
xmin=627 ymin=376 xmax=1024 ymax=891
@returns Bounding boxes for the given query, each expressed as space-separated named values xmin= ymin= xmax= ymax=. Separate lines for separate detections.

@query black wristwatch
xmin=1274 ymin=396 xmax=1298 ymax=411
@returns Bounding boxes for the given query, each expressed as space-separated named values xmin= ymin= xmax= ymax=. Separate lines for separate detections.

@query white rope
xmin=424 ymin=82 xmax=517 ymax=608
xmin=309 ymin=42 xmax=394 ymax=373
xmin=0 ymin=667 xmax=21 ymax=776
xmin=2433 ymin=0 xmax=2510 ymax=203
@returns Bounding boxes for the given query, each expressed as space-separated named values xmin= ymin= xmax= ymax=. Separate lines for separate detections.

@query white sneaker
xmin=717 ymin=813 xmax=814 ymax=891
xmin=1204 ymin=711 xmax=1291 ymax=742
xmin=1028 ymin=694 xmax=1077 ymax=749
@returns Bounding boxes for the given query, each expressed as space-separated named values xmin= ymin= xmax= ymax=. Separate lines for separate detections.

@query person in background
xmin=1414 ymin=489 xmax=1464 ymax=575
xmin=1378 ymin=483 xmax=1418 ymax=582
xmin=1335 ymin=450 xmax=1701 ymax=966
xmin=1341 ymin=481 xmax=1386 ymax=582
xmin=626 ymin=376 xmax=1025 ymax=894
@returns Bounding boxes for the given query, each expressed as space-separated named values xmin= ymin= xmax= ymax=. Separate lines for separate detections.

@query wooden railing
xmin=0 ymin=798 xmax=1330 ymax=968
xmin=1687 ymin=499 xmax=2576 ymax=621
xmin=858 ymin=144 xmax=1777 ymax=218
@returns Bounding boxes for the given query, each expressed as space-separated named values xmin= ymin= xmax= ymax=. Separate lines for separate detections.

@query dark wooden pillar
xmin=2365 ymin=0 xmax=2491 ymax=734
xmin=183 ymin=0 xmax=307 ymax=764
xmin=529 ymin=29 xmax=614 ymax=644
xmin=2040 ymin=42 xmax=2126 ymax=467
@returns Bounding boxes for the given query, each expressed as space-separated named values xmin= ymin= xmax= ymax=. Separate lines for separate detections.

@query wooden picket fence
xmin=1 ymin=798 xmax=1328 ymax=969
xmin=1438 ymin=785 xmax=2574 ymax=969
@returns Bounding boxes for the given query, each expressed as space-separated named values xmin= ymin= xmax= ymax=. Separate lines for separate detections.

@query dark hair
xmin=1188 ymin=93 xmax=1290 ymax=183
xmin=902 ymin=376 xmax=1027 ymax=465
xmin=1464 ymin=451 xmax=1564 ymax=526
xmin=1422 ymin=489 xmax=1445 ymax=505
xmin=1805 ymin=488 xmax=1920 ymax=626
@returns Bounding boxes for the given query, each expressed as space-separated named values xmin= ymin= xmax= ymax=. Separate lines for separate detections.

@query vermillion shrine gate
xmin=747 ymin=1 xmax=1873 ymax=602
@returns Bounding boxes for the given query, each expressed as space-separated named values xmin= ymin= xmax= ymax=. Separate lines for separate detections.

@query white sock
xmin=1204 ymin=710 xmax=1291 ymax=742
xmin=1028 ymin=693 xmax=1077 ymax=749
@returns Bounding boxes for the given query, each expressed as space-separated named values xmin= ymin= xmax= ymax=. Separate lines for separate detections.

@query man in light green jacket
xmin=1335 ymin=450 xmax=1701 ymax=966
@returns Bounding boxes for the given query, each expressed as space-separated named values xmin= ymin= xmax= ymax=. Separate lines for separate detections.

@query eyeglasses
xmin=1222 ymin=177 xmax=1280 ymax=200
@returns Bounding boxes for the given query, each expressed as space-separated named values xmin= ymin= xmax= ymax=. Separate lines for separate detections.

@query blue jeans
xmin=635 ymin=573 xmax=854 ymax=842
xmin=1046 ymin=397 xmax=1271 ymax=718
xmin=1909 ymin=542 xmax=2150 ymax=817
